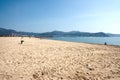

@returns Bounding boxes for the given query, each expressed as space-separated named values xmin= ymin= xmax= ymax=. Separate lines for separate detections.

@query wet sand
xmin=0 ymin=37 xmax=120 ymax=80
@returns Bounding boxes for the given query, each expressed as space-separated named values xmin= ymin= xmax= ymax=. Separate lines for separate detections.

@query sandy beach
xmin=0 ymin=37 xmax=120 ymax=80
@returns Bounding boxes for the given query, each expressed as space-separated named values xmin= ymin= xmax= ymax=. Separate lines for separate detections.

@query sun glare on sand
xmin=0 ymin=37 xmax=120 ymax=80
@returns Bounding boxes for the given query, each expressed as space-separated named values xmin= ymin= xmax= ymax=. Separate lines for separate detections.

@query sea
xmin=48 ymin=37 xmax=120 ymax=46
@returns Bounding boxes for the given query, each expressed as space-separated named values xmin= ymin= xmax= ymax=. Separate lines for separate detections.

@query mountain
xmin=0 ymin=28 xmax=38 ymax=37
xmin=107 ymin=33 xmax=120 ymax=37
xmin=0 ymin=28 xmax=17 ymax=36
xmin=39 ymin=31 xmax=109 ymax=37
xmin=0 ymin=27 xmax=110 ymax=37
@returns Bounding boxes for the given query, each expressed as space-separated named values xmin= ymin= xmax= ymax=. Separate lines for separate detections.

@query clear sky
xmin=0 ymin=0 xmax=120 ymax=33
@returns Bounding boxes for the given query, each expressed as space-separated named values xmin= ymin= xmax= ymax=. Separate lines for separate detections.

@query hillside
xmin=0 ymin=28 xmax=110 ymax=37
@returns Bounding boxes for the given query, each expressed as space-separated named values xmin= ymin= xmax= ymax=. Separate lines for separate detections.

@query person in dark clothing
xmin=21 ymin=40 xmax=24 ymax=44
xmin=104 ymin=42 xmax=107 ymax=45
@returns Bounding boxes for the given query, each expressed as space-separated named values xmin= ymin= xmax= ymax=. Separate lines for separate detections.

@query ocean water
xmin=49 ymin=37 xmax=120 ymax=46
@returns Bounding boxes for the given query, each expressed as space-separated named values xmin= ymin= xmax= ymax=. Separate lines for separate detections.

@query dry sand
xmin=0 ymin=37 xmax=120 ymax=80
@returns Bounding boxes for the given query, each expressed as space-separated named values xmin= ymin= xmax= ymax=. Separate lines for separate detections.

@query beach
xmin=0 ymin=37 xmax=120 ymax=80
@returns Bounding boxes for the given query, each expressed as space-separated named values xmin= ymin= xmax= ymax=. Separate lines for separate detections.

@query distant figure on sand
xmin=104 ymin=42 xmax=107 ymax=45
xmin=21 ymin=40 xmax=24 ymax=44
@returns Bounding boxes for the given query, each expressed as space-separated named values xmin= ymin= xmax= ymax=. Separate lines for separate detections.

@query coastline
xmin=0 ymin=37 xmax=120 ymax=80
xmin=47 ymin=37 xmax=120 ymax=47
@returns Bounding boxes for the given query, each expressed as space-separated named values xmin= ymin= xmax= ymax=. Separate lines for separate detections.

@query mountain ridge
xmin=0 ymin=27 xmax=119 ymax=37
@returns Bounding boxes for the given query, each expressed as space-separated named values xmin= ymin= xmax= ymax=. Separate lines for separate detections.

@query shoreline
xmin=47 ymin=37 xmax=120 ymax=47
xmin=1 ymin=36 xmax=120 ymax=47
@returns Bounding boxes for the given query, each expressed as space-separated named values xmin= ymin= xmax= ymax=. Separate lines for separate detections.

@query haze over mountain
xmin=1 ymin=27 xmax=120 ymax=37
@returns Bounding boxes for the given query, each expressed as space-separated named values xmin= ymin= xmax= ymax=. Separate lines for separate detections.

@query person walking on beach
xmin=21 ymin=40 xmax=24 ymax=44
xmin=20 ymin=37 xmax=24 ymax=44
xmin=104 ymin=42 xmax=107 ymax=45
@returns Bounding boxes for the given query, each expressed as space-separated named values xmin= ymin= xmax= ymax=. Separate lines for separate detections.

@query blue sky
xmin=0 ymin=0 xmax=120 ymax=33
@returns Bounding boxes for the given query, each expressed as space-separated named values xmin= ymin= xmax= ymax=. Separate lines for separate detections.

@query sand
xmin=0 ymin=37 xmax=120 ymax=80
